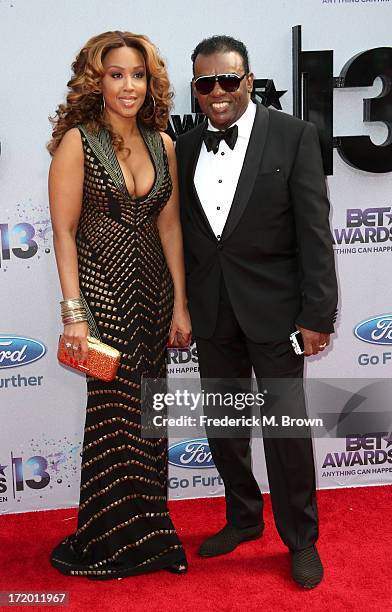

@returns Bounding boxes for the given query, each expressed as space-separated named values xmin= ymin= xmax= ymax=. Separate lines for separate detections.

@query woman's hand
xmin=169 ymin=304 xmax=192 ymax=348
xmin=63 ymin=321 xmax=89 ymax=363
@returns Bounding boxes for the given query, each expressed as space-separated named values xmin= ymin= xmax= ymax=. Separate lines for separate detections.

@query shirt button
xmin=217 ymin=244 xmax=223 ymax=250
xmin=217 ymin=206 xmax=220 ymax=210
xmin=218 ymin=179 xmax=222 ymax=183
xmin=217 ymin=235 xmax=221 ymax=239
xmin=221 ymin=152 xmax=225 ymax=156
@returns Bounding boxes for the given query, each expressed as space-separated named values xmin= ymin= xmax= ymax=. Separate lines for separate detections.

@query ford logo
xmin=168 ymin=438 xmax=215 ymax=469
xmin=0 ymin=336 xmax=46 ymax=369
xmin=354 ymin=315 xmax=392 ymax=345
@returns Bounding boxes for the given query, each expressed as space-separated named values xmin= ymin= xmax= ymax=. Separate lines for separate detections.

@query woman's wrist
xmin=60 ymin=297 xmax=88 ymax=325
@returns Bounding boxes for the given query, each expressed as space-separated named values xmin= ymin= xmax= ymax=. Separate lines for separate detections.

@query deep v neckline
xmin=105 ymin=123 xmax=158 ymax=202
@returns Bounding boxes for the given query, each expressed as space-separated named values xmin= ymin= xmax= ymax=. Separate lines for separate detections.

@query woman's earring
xmin=100 ymin=95 xmax=106 ymax=113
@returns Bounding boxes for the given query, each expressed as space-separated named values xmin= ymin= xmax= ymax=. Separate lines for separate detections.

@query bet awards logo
xmin=322 ymin=432 xmax=392 ymax=471
xmin=334 ymin=207 xmax=392 ymax=254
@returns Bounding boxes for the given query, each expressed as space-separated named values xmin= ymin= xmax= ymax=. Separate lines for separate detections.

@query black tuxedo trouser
xmin=195 ymin=280 xmax=318 ymax=552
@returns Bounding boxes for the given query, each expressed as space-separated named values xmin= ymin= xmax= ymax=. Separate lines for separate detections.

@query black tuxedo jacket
xmin=176 ymin=102 xmax=338 ymax=342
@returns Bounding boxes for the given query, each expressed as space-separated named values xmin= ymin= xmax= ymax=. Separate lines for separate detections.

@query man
xmin=175 ymin=35 xmax=338 ymax=588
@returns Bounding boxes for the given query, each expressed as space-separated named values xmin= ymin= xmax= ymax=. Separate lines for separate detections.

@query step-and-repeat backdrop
xmin=1 ymin=0 xmax=391 ymax=513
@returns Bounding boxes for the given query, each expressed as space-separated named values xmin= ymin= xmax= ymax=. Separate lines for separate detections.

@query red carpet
xmin=1 ymin=485 xmax=391 ymax=611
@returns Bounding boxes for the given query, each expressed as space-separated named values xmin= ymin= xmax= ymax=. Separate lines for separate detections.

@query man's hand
xmin=296 ymin=326 xmax=330 ymax=357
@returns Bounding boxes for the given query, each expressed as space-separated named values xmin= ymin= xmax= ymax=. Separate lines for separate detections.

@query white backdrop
xmin=0 ymin=0 xmax=391 ymax=513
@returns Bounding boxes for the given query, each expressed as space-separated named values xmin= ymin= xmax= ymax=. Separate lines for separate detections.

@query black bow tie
xmin=203 ymin=124 xmax=238 ymax=154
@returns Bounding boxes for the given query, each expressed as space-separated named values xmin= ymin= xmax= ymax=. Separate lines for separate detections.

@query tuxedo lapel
xmin=221 ymin=103 xmax=269 ymax=241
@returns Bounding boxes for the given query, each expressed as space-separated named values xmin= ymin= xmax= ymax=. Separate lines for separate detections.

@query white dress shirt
xmin=194 ymin=101 xmax=257 ymax=239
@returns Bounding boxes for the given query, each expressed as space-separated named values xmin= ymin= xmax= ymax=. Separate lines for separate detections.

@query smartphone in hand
xmin=289 ymin=330 xmax=305 ymax=355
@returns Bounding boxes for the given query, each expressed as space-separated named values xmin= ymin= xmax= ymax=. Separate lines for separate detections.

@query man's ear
xmin=247 ymin=72 xmax=255 ymax=94
xmin=191 ymin=80 xmax=198 ymax=100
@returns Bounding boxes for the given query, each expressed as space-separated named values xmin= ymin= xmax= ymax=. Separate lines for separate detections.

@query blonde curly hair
xmin=48 ymin=30 xmax=173 ymax=155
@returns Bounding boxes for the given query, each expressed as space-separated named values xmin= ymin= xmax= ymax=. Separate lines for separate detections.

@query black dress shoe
xmin=198 ymin=523 xmax=264 ymax=557
xmin=291 ymin=545 xmax=324 ymax=589
xmin=164 ymin=557 xmax=188 ymax=574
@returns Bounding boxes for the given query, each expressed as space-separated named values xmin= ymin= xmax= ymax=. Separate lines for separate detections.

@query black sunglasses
xmin=193 ymin=73 xmax=247 ymax=95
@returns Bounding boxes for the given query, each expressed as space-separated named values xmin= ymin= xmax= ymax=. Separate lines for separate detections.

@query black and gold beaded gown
xmin=51 ymin=123 xmax=185 ymax=579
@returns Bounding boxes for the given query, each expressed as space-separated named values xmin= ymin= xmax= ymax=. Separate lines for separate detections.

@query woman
xmin=48 ymin=31 xmax=191 ymax=579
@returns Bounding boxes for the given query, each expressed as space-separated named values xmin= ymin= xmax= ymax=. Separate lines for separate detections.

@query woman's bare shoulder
xmin=53 ymin=128 xmax=83 ymax=162
xmin=160 ymin=131 xmax=175 ymax=158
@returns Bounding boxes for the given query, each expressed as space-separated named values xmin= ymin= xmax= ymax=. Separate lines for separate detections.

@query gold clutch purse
xmin=57 ymin=335 xmax=121 ymax=382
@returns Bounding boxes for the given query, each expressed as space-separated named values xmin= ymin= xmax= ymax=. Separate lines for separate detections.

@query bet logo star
xmin=253 ymin=79 xmax=287 ymax=110
xmin=383 ymin=432 xmax=392 ymax=448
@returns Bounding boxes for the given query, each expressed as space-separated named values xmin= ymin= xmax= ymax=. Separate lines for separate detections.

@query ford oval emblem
xmin=354 ymin=314 xmax=392 ymax=346
xmin=0 ymin=336 xmax=47 ymax=369
xmin=168 ymin=438 xmax=215 ymax=469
